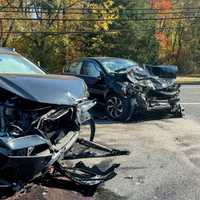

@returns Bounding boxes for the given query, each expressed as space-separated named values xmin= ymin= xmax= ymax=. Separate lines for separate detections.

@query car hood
xmin=0 ymin=74 xmax=88 ymax=105
xmin=113 ymin=68 xmax=176 ymax=90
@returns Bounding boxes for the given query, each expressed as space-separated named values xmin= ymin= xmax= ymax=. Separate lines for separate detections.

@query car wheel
xmin=171 ymin=104 xmax=184 ymax=118
xmin=106 ymin=95 xmax=135 ymax=121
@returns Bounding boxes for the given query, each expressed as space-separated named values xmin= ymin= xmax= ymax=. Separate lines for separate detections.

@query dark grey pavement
xmin=181 ymin=85 xmax=200 ymax=122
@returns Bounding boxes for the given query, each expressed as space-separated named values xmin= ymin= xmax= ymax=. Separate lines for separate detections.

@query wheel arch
xmin=104 ymin=88 xmax=125 ymax=100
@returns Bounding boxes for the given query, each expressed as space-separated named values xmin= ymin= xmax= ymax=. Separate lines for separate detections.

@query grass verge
xmin=177 ymin=76 xmax=200 ymax=84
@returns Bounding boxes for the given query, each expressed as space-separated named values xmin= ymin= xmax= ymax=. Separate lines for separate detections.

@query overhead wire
xmin=0 ymin=9 xmax=200 ymax=15
xmin=0 ymin=6 xmax=199 ymax=37
xmin=0 ymin=6 xmax=200 ymax=11
xmin=0 ymin=16 xmax=199 ymax=21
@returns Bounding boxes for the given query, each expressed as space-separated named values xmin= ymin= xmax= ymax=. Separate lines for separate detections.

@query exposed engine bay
xmin=0 ymin=75 xmax=129 ymax=194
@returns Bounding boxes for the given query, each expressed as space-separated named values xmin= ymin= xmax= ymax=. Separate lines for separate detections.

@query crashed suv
xmin=0 ymin=49 xmax=128 ymax=193
xmin=65 ymin=57 xmax=183 ymax=121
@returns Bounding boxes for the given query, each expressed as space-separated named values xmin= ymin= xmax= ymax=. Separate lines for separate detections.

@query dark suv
xmin=64 ymin=57 xmax=183 ymax=121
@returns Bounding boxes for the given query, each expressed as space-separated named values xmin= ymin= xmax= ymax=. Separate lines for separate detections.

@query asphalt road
xmin=9 ymin=85 xmax=200 ymax=200
xmin=181 ymin=85 xmax=200 ymax=122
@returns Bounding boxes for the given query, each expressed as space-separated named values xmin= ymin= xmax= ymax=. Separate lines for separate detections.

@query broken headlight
xmin=77 ymin=100 xmax=96 ymax=124
xmin=83 ymin=81 xmax=89 ymax=98
xmin=139 ymin=79 xmax=155 ymax=90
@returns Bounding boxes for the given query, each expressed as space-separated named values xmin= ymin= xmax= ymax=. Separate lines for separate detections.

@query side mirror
xmin=96 ymin=71 xmax=104 ymax=80
xmin=100 ymin=71 xmax=105 ymax=78
xmin=97 ymin=75 xmax=102 ymax=80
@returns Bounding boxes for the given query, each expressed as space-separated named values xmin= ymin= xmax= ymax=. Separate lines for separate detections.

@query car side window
xmin=81 ymin=61 xmax=101 ymax=77
xmin=68 ymin=61 xmax=83 ymax=75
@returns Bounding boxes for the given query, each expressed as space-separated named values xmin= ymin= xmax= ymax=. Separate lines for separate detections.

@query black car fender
xmin=104 ymin=78 xmax=128 ymax=99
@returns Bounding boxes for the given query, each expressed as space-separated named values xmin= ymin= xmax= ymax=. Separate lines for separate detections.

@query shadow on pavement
xmin=92 ymin=108 xmax=176 ymax=125
xmin=0 ymin=179 xmax=98 ymax=199
xmin=35 ymin=177 xmax=98 ymax=197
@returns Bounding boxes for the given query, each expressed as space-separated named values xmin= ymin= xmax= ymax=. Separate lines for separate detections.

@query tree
xmin=7 ymin=0 xmax=118 ymax=71
xmin=103 ymin=0 xmax=159 ymax=64
xmin=0 ymin=0 xmax=199 ymax=74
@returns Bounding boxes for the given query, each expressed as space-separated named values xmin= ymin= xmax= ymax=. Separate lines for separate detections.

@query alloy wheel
xmin=107 ymin=96 xmax=124 ymax=119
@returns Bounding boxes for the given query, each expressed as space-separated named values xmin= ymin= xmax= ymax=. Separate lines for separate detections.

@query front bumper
xmin=134 ymin=84 xmax=181 ymax=113
xmin=150 ymin=83 xmax=180 ymax=99
xmin=0 ymin=130 xmax=80 ymax=182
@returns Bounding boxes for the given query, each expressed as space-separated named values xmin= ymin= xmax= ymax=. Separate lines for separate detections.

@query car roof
xmin=81 ymin=57 xmax=134 ymax=63
xmin=0 ymin=47 xmax=18 ymax=55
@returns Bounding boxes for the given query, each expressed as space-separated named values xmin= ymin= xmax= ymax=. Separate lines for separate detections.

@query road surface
xmin=8 ymin=85 xmax=200 ymax=200
xmin=181 ymin=85 xmax=200 ymax=122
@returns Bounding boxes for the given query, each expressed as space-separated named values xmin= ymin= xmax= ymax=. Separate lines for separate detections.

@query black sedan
xmin=64 ymin=57 xmax=183 ymax=121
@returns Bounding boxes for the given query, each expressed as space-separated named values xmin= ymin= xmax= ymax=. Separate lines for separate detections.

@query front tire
xmin=170 ymin=104 xmax=184 ymax=118
xmin=106 ymin=95 xmax=135 ymax=121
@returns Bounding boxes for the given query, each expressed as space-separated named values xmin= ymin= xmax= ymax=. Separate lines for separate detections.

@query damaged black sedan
xmin=65 ymin=57 xmax=183 ymax=121
xmin=0 ymin=48 xmax=128 ymax=193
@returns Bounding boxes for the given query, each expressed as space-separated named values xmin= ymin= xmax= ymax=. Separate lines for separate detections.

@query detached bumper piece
xmin=54 ymin=161 xmax=120 ymax=186
xmin=52 ymin=138 xmax=129 ymax=186
xmin=64 ymin=138 xmax=130 ymax=160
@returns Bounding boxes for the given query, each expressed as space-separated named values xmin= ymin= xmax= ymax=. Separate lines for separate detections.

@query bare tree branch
xmin=2 ymin=19 xmax=14 ymax=46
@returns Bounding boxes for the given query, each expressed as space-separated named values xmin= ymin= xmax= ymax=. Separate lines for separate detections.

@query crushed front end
xmin=123 ymin=67 xmax=184 ymax=117
xmin=0 ymin=94 xmax=129 ymax=192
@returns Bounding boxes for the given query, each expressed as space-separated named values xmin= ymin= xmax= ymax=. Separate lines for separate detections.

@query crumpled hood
xmin=0 ymin=74 xmax=88 ymax=105
xmin=126 ymin=68 xmax=176 ymax=90
xmin=149 ymin=77 xmax=176 ymax=90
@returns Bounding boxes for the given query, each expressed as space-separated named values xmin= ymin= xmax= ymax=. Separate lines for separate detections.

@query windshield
xmin=0 ymin=54 xmax=46 ymax=75
xmin=100 ymin=58 xmax=138 ymax=73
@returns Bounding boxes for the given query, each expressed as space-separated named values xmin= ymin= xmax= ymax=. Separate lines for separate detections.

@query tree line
xmin=0 ymin=0 xmax=199 ymax=74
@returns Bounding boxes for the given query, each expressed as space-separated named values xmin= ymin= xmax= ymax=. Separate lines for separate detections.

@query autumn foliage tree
xmin=0 ymin=0 xmax=199 ymax=74
xmin=149 ymin=0 xmax=200 ymax=74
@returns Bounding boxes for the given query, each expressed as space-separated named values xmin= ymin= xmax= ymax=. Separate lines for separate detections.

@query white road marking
xmin=181 ymin=85 xmax=200 ymax=89
xmin=181 ymin=103 xmax=200 ymax=105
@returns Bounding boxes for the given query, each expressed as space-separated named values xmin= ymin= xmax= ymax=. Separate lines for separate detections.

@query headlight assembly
xmin=145 ymin=80 xmax=155 ymax=90
xmin=83 ymin=82 xmax=89 ymax=97
xmin=137 ymin=79 xmax=155 ymax=90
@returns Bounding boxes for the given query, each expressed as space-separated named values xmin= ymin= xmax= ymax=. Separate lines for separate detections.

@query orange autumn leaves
xmin=149 ymin=0 xmax=173 ymax=10
xmin=150 ymin=0 xmax=173 ymax=54
xmin=155 ymin=32 xmax=168 ymax=47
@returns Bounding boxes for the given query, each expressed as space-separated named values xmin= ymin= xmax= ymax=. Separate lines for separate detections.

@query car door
xmin=66 ymin=59 xmax=106 ymax=101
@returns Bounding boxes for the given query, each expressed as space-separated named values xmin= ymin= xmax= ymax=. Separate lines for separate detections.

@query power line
xmin=123 ymin=7 xmax=200 ymax=11
xmin=0 ymin=6 xmax=200 ymax=11
xmin=0 ymin=6 xmax=199 ymax=17
xmin=0 ymin=16 xmax=199 ymax=22
xmin=0 ymin=9 xmax=200 ymax=15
